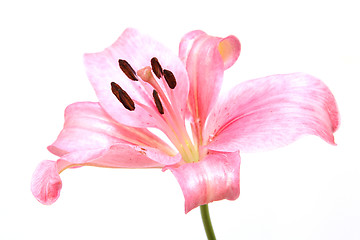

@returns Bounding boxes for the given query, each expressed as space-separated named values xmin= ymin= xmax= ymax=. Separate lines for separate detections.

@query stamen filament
xmin=147 ymin=74 xmax=198 ymax=162
xmin=114 ymin=125 xmax=176 ymax=156
xmin=131 ymin=98 xmax=192 ymax=160
xmin=137 ymin=66 xmax=199 ymax=162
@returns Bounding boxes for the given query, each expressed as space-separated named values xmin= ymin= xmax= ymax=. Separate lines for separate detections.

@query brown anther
xmin=150 ymin=57 xmax=163 ymax=79
xmin=163 ymin=69 xmax=177 ymax=89
xmin=118 ymin=59 xmax=138 ymax=81
xmin=152 ymin=90 xmax=164 ymax=114
xmin=111 ymin=82 xmax=135 ymax=111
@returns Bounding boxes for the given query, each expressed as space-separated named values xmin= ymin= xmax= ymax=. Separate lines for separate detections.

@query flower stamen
xmin=150 ymin=57 xmax=163 ymax=79
xmin=153 ymin=90 xmax=164 ymax=114
xmin=111 ymin=82 xmax=135 ymax=111
xmin=118 ymin=59 xmax=138 ymax=81
xmin=113 ymin=58 xmax=199 ymax=163
xmin=163 ymin=69 xmax=177 ymax=89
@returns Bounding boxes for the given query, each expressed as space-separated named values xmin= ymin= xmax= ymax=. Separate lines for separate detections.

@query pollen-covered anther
xmin=111 ymin=82 xmax=135 ymax=111
xmin=118 ymin=59 xmax=138 ymax=81
xmin=153 ymin=90 xmax=164 ymax=114
xmin=163 ymin=69 xmax=177 ymax=89
xmin=151 ymin=57 xmax=163 ymax=78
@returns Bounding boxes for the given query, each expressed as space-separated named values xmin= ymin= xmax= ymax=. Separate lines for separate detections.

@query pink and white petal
xmin=218 ymin=35 xmax=241 ymax=69
xmin=179 ymin=31 xmax=240 ymax=130
xmin=48 ymin=102 xmax=175 ymax=157
xmin=60 ymin=144 xmax=180 ymax=167
xmin=31 ymin=160 xmax=62 ymax=205
xmin=61 ymin=144 xmax=177 ymax=167
xmin=180 ymin=30 xmax=240 ymax=70
xmin=84 ymin=28 xmax=189 ymax=128
xmin=32 ymin=143 xmax=178 ymax=205
xmin=205 ymin=73 xmax=340 ymax=152
xmin=179 ymin=30 xmax=206 ymax=64
xmin=166 ymin=151 xmax=240 ymax=213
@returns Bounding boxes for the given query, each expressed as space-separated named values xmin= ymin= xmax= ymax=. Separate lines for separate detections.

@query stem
xmin=200 ymin=204 xmax=216 ymax=240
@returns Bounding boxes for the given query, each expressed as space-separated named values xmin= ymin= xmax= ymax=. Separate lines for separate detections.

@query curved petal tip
xmin=31 ymin=160 xmax=62 ymax=205
xmin=218 ymin=35 xmax=241 ymax=69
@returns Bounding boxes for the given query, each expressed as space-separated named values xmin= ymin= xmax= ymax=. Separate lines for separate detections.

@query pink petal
xmin=165 ymin=151 xmax=241 ymax=213
xmin=32 ymin=143 xmax=178 ymax=205
xmin=84 ymin=28 xmax=189 ymax=129
xmin=218 ymin=34 xmax=241 ymax=69
xmin=205 ymin=73 xmax=340 ymax=152
xmin=33 ymin=101 xmax=181 ymax=205
xmin=179 ymin=30 xmax=240 ymax=133
xmin=60 ymin=144 xmax=178 ymax=167
xmin=60 ymin=144 xmax=181 ymax=167
xmin=48 ymin=102 xmax=175 ymax=157
xmin=179 ymin=31 xmax=240 ymax=70
xmin=31 ymin=160 xmax=62 ymax=205
xmin=179 ymin=30 xmax=206 ymax=64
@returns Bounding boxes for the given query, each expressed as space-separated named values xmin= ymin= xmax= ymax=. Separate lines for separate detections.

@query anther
xmin=118 ymin=59 xmax=138 ymax=81
xmin=151 ymin=57 xmax=163 ymax=78
xmin=163 ymin=69 xmax=177 ymax=89
xmin=153 ymin=90 xmax=164 ymax=114
xmin=111 ymin=82 xmax=135 ymax=111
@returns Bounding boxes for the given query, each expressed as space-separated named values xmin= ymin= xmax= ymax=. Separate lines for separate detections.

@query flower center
xmin=111 ymin=58 xmax=199 ymax=163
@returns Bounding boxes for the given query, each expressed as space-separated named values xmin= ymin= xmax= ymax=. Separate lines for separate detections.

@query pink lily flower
xmin=31 ymin=28 xmax=339 ymax=213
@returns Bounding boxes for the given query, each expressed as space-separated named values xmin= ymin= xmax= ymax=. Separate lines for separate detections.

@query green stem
xmin=200 ymin=204 xmax=216 ymax=240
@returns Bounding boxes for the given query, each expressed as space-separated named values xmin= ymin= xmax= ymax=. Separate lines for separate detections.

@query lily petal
xmin=179 ymin=30 xmax=240 ymax=133
xmin=165 ymin=151 xmax=240 ymax=213
xmin=59 ymin=144 xmax=177 ymax=167
xmin=31 ymin=160 xmax=62 ymax=205
xmin=205 ymin=73 xmax=340 ymax=152
xmin=48 ymin=102 xmax=176 ymax=157
xmin=31 ymin=143 xmax=177 ymax=205
xmin=84 ymin=28 xmax=189 ymax=129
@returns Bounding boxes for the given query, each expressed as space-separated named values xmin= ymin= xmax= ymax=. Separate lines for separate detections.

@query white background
xmin=1 ymin=0 xmax=359 ymax=239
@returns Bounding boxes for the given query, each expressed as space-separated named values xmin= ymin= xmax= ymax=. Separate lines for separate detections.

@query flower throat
xmin=111 ymin=57 xmax=199 ymax=163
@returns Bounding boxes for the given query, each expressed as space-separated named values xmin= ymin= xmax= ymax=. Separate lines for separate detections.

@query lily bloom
xmin=31 ymin=28 xmax=339 ymax=213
